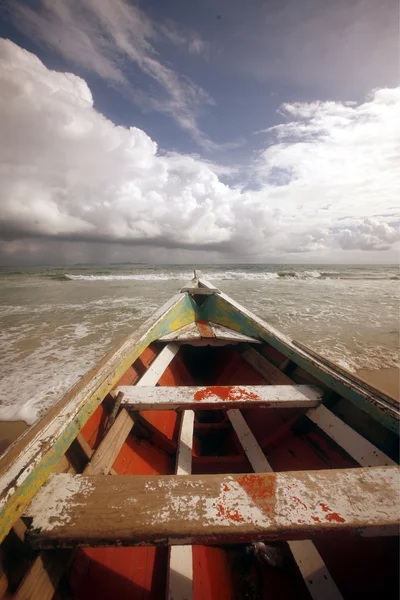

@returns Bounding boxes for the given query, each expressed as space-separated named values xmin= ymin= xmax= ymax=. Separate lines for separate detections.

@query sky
xmin=0 ymin=0 xmax=399 ymax=265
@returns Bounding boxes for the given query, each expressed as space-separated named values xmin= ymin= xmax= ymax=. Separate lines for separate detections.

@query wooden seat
xmin=25 ymin=467 xmax=399 ymax=549
xmin=116 ymin=384 xmax=322 ymax=410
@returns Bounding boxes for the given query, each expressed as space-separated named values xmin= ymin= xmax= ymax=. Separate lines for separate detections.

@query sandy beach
xmin=0 ymin=366 xmax=398 ymax=456
xmin=358 ymin=367 xmax=399 ymax=402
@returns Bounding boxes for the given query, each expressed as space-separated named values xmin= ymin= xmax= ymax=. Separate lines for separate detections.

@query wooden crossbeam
xmin=167 ymin=411 xmax=194 ymax=600
xmin=116 ymin=384 xmax=322 ymax=410
xmin=25 ymin=467 xmax=399 ymax=549
xmin=228 ymin=409 xmax=344 ymax=600
xmin=158 ymin=322 xmax=260 ymax=344
xmin=307 ymin=404 xmax=395 ymax=467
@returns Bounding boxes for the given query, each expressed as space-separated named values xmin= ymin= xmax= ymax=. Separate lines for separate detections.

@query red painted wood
xmin=80 ymin=404 xmax=108 ymax=450
xmin=193 ymin=546 xmax=234 ymax=600
xmin=196 ymin=319 xmax=215 ymax=338
xmin=259 ymin=343 xmax=288 ymax=367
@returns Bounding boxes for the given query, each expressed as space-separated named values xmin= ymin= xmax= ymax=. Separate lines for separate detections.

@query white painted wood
xmin=227 ymin=409 xmax=344 ymax=600
xmin=117 ymin=384 xmax=322 ymax=410
xmin=227 ymin=410 xmax=271 ymax=472
xmin=168 ymin=411 xmax=194 ymax=600
xmin=288 ymin=540 xmax=344 ymax=600
xmin=209 ymin=322 xmax=261 ymax=343
xmin=159 ymin=323 xmax=200 ymax=342
xmin=176 ymin=411 xmax=194 ymax=476
xmin=25 ymin=467 xmax=400 ymax=548
xmin=167 ymin=546 xmax=193 ymax=600
xmin=307 ymin=404 xmax=395 ymax=467
xmin=136 ymin=343 xmax=180 ymax=386
xmin=159 ymin=321 xmax=260 ymax=344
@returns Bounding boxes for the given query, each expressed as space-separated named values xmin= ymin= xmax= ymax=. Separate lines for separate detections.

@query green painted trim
xmin=0 ymin=294 xmax=196 ymax=543
xmin=203 ymin=295 xmax=399 ymax=434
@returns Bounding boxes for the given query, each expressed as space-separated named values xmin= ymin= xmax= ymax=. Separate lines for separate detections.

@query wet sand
xmin=0 ymin=420 xmax=29 ymax=455
xmin=0 ymin=367 xmax=398 ymax=456
xmin=356 ymin=366 xmax=399 ymax=402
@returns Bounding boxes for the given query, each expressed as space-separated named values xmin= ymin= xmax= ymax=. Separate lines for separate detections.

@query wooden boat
xmin=0 ymin=273 xmax=399 ymax=600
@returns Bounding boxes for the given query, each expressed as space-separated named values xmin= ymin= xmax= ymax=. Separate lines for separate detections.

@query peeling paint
xmin=30 ymin=474 xmax=94 ymax=532
xmin=194 ymin=386 xmax=260 ymax=403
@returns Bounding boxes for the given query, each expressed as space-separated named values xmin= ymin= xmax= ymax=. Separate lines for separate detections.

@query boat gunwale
xmin=0 ymin=291 xmax=196 ymax=544
xmin=197 ymin=277 xmax=400 ymax=432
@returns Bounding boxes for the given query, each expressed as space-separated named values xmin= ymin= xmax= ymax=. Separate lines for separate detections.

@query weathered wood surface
xmin=241 ymin=347 xmax=295 ymax=385
xmin=211 ymin=323 xmax=260 ymax=343
xmin=102 ymin=391 xmax=124 ymax=437
xmin=168 ymin=411 xmax=194 ymax=600
xmin=117 ymin=384 xmax=322 ymax=410
xmin=25 ymin=467 xmax=399 ymax=548
xmin=158 ymin=321 xmax=260 ymax=343
xmin=175 ymin=411 xmax=194 ymax=477
xmin=307 ymin=404 xmax=395 ymax=467
xmin=13 ymin=550 xmax=71 ymax=600
xmin=196 ymin=319 xmax=215 ymax=338
xmin=0 ymin=294 xmax=196 ymax=544
xmin=137 ymin=343 xmax=180 ymax=386
xmin=83 ymin=410 xmax=135 ymax=475
xmin=228 ymin=409 xmax=343 ymax=600
xmin=180 ymin=287 xmax=220 ymax=295
xmin=14 ymin=406 xmax=134 ymax=599
xmin=198 ymin=278 xmax=400 ymax=433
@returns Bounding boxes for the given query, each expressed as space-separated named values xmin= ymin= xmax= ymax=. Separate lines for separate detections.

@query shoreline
xmin=0 ymin=366 xmax=398 ymax=455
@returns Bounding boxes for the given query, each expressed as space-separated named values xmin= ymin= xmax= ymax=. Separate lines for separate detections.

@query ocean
xmin=0 ymin=264 xmax=399 ymax=424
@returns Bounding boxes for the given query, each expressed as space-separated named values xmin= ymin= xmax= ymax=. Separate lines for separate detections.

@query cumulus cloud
xmin=0 ymin=39 xmax=399 ymax=264
xmin=11 ymin=0 xmax=213 ymax=147
xmin=338 ymin=219 xmax=400 ymax=251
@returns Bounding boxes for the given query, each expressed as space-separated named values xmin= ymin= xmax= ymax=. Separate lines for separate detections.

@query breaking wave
xmin=63 ymin=269 xmax=399 ymax=282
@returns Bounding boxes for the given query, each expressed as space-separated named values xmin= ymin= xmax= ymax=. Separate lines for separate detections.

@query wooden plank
xmin=13 ymin=550 xmax=71 ymax=600
xmin=227 ymin=409 xmax=273 ymax=472
xmin=102 ymin=391 xmax=124 ymax=437
xmin=227 ymin=409 xmax=344 ymax=600
xmin=137 ymin=343 xmax=180 ymax=386
xmin=175 ymin=411 xmax=194 ymax=477
xmin=25 ymin=467 xmax=400 ymax=548
xmin=307 ymin=404 xmax=396 ymax=467
xmin=83 ymin=410 xmax=135 ymax=475
xmin=0 ymin=293 xmax=196 ymax=544
xmin=196 ymin=320 xmax=215 ymax=338
xmin=158 ymin=322 xmax=260 ymax=344
xmin=241 ymin=346 xmax=295 ymax=385
xmin=181 ymin=287 xmax=219 ymax=295
xmin=168 ymin=411 xmax=194 ymax=600
xmin=210 ymin=323 xmax=261 ymax=343
xmin=117 ymin=384 xmax=322 ymax=410
xmin=159 ymin=322 xmax=201 ymax=342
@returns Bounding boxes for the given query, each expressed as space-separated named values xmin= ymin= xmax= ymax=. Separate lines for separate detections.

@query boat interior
xmin=0 ymin=280 xmax=399 ymax=600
